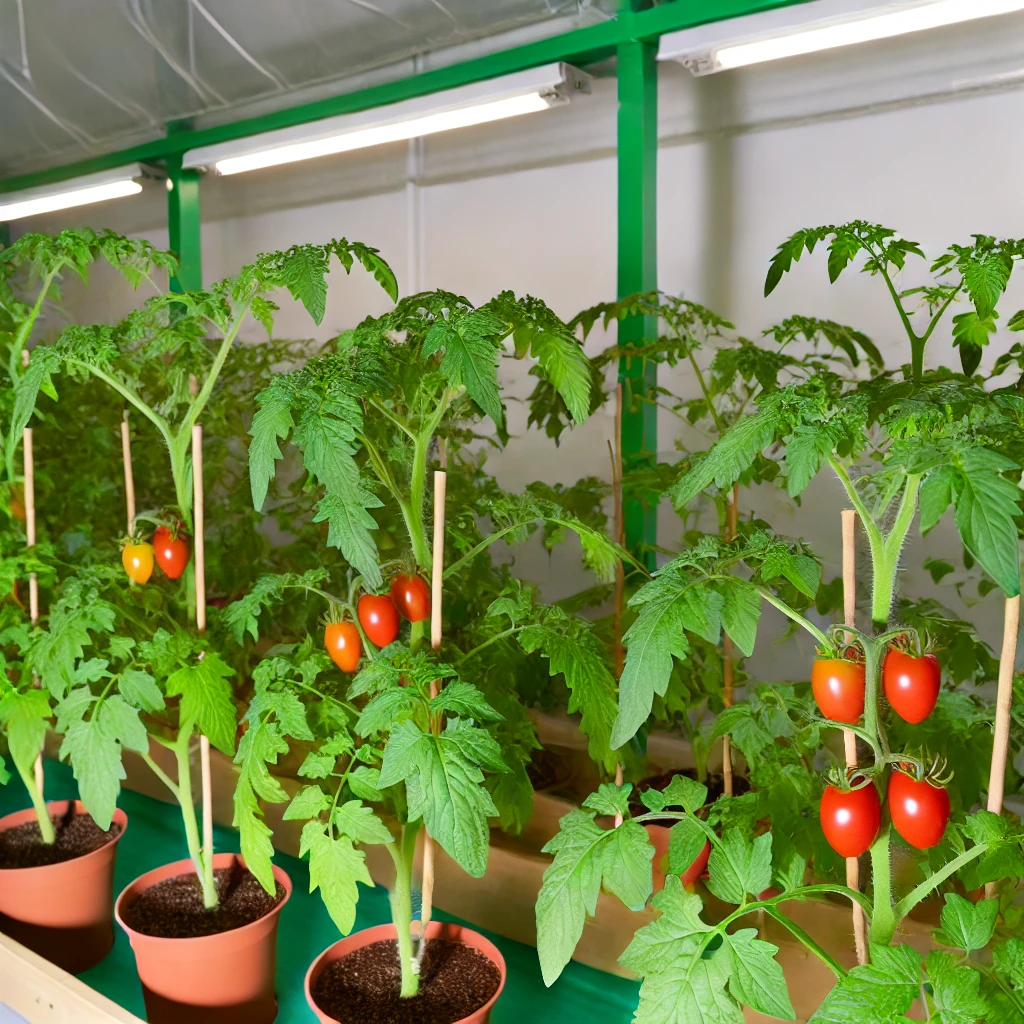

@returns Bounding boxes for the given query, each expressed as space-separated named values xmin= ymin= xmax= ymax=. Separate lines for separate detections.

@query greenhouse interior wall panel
xmin=2 ymin=3 xmax=1024 ymax=1024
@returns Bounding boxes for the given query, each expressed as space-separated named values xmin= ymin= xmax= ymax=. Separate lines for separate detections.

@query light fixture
xmin=183 ymin=63 xmax=590 ymax=176
xmin=659 ymin=0 xmax=1024 ymax=74
xmin=0 ymin=164 xmax=144 ymax=222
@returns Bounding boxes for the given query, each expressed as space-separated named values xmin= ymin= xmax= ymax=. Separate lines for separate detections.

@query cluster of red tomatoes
xmin=324 ymin=574 xmax=430 ymax=673
xmin=122 ymin=526 xmax=191 ymax=585
xmin=814 ymin=647 xmax=949 ymax=855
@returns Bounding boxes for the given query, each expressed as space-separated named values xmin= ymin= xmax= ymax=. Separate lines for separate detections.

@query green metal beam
xmin=617 ymin=5 xmax=659 ymax=567
xmin=165 ymin=125 xmax=202 ymax=293
xmin=0 ymin=0 xmax=811 ymax=192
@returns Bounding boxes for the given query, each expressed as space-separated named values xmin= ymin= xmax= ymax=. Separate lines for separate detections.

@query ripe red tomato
xmin=811 ymin=658 xmax=866 ymax=724
xmin=153 ymin=526 xmax=190 ymax=580
xmin=883 ymin=649 xmax=940 ymax=724
xmin=390 ymin=574 xmax=430 ymax=623
xmin=325 ymin=621 xmax=361 ymax=673
xmin=122 ymin=542 xmax=154 ymax=585
xmin=819 ymin=783 xmax=881 ymax=857
xmin=888 ymin=771 xmax=950 ymax=850
xmin=357 ymin=594 xmax=401 ymax=647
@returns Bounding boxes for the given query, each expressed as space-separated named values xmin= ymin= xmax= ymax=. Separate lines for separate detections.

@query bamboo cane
xmin=985 ymin=594 xmax=1020 ymax=898
xmin=192 ymin=423 xmax=214 ymax=880
xmin=417 ymin=469 xmax=447 ymax=958
xmin=841 ymin=509 xmax=868 ymax=965
xmin=120 ymin=414 xmax=136 ymax=534
xmin=23 ymin=422 xmax=43 ymax=796
xmin=722 ymin=483 xmax=739 ymax=797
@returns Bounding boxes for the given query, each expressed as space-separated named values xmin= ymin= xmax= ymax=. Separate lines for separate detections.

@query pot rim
xmin=0 ymin=799 xmax=128 ymax=876
xmin=115 ymin=853 xmax=292 ymax=946
xmin=304 ymin=920 xmax=507 ymax=1024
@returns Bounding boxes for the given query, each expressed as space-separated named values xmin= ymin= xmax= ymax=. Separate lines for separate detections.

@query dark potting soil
xmin=0 ymin=803 xmax=120 ymax=869
xmin=311 ymin=938 xmax=501 ymax=1024
xmin=121 ymin=860 xmax=285 ymax=938
xmin=525 ymin=747 xmax=571 ymax=793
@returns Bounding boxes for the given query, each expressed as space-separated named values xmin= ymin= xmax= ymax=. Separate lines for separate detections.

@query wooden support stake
xmin=986 ymin=594 xmax=1020 ymax=898
xmin=418 ymin=469 xmax=447 ymax=955
xmin=192 ymin=424 xmax=213 ymax=867
xmin=23 ymin=423 xmax=43 ymax=796
xmin=120 ymin=414 xmax=136 ymax=533
xmin=722 ymin=483 xmax=739 ymax=797
xmin=841 ymin=509 xmax=867 ymax=965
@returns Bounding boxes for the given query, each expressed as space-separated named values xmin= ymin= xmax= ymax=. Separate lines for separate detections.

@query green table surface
xmin=1 ymin=761 xmax=641 ymax=1022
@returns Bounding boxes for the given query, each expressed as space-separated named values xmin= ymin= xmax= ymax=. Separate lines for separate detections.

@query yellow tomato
xmin=122 ymin=542 xmax=155 ymax=585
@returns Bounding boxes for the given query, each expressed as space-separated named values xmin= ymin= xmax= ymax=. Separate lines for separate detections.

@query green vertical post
xmin=165 ymin=122 xmax=202 ymax=293
xmin=617 ymin=3 xmax=658 ymax=566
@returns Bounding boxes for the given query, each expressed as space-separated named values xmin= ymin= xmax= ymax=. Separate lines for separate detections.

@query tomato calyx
xmin=885 ymin=628 xmax=936 ymax=660
xmin=823 ymin=766 xmax=876 ymax=794
xmin=887 ymin=750 xmax=953 ymax=788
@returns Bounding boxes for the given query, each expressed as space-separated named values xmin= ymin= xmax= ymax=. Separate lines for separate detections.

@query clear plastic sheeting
xmin=0 ymin=0 xmax=603 ymax=179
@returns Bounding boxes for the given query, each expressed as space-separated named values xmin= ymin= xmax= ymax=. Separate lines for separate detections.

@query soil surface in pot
xmin=311 ymin=938 xmax=500 ymax=1024
xmin=0 ymin=805 xmax=120 ymax=869
xmin=629 ymin=768 xmax=751 ymax=821
xmin=121 ymin=861 xmax=285 ymax=938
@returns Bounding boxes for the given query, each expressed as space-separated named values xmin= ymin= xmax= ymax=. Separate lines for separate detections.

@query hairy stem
xmin=388 ymin=821 xmax=422 ymax=998
xmin=15 ymin=758 xmax=55 ymax=844
xmin=869 ymin=827 xmax=895 ymax=945
xmin=755 ymin=585 xmax=831 ymax=648
xmin=892 ymin=843 xmax=988 ymax=922
xmin=172 ymin=729 xmax=218 ymax=908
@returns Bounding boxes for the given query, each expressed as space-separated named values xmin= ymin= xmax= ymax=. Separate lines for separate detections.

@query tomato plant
xmin=390 ymin=574 xmax=430 ymax=623
xmin=888 ymin=769 xmax=951 ymax=850
xmin=121 ymin=541 xmax=154 ymax=584
xmin=153 ymin=525 xmax=190 ymax=580
xmin=811 ymin=657 xmax=866 ymax=723
xmin=357 ymin=594 xmax=400 ymax=648
xmin=883 ymin=648 xmax=940 ymax=724
xmin=819 ymin=782 xmax=881 ymax=857
xmin=324 ymin=620 xmax=361 ymax=673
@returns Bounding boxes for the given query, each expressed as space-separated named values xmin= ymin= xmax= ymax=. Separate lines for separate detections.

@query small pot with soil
xmin=306 ymin=920 xmax=506 ymax=1024
xmin=115 ymin=853 xmax=291 ymax=1024
xmin=0 ymin=799 xmax=127 ymax=973
xmin=631 ymin=769 xmax=750 ymax=893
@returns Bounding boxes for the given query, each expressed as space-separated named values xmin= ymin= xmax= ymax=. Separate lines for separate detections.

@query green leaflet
xmin=612 ymin=584 xmax=723 ymax=749
xmin=423 ymin=315 xmax=504 ymax=428
xmin=486 ymin=761 xmax=534 ymax=836
xmin=920 ymin=465 xmax=956 ymax=534
xmin=726 ymin=929 xmax=795 ymax=1020
xmin=528 ymin=329 xmax=592 ymax=425
xmin=301 ymin=820 xmax=373 ymax=935
xmin=952 ymin=460 xmax=1022 ymax=597
xmin=808 ymin=944 xmax=922 ymax=1023
xmin=223 ymin=569 xmax=330 ymax=644
xmin=27 ymin=597 xmax=116 ymax=701
xmin=0 ymin=688 xmax=52 ymax=782
xmin=640 ymin=775 xmax=707 ymax=816
xmin=118 ymin=669 xmax=164 ymax=713
xmin=233 ymin=718 xmax=291 ymax=893
xmin=927 ymin=951 xmax=988 ymax=1024
xmin=518 ymin=621 xmax=619 ymax=766
xmin=785 ymin=425 xmax=839 ymax=497
xmin=582 ymin=783 xmax=633 ymax=819
xmin=332 ymin=800 xmax=393 ymax=845
xmin=536 ymin=811 xmax=653 ymax=986
xmin=378 ymin=719 xmax=502 ymax=878
xmin=706 ymin=830 xmax=772 ymax=905
xmin=667 ymin=818 xmax=708 ymax=876
xmin=59 ymin=696 xmax=148 ymax=830
xmin=669 ymin=412 xmax=779 ymax=509
xmin=428 ymin=681 xmax=504 ymax=722
xmin=284 ymin=785 xmax=331 ymax=821
xmin=248 ymin=392 xmax=294 ymax=510
xmin=166 ymin=652 xmax=238 ymax=756
xmin=934 ymin=894 xmax=999 ymax=955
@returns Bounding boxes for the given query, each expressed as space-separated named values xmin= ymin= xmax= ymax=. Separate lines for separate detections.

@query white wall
xmin=17 ymin=10 xmax=1024 ymax=672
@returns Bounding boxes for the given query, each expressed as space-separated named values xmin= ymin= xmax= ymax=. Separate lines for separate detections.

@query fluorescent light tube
xmin=0 ymin=165 xmax=144 ymax=222
xmin=184 ymin=63 xmax=589 ymax=176
xmin=660 ymin=0 xmax=1024 ymax=74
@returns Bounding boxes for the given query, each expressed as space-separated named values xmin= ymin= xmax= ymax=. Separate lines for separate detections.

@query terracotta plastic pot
xmin=116 ymin=854 xmax=291 ymax=1024
xmin=0 ymin=800 xmax=127 ymax=973
xmin=645 ymin=823 xmax=711 ymax=893
xmin=305 ymin=920 xmax=507 ymax=1024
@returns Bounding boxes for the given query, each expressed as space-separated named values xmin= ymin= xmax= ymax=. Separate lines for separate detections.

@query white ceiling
xmin=0 ymin=0 xmax=617 ymax=178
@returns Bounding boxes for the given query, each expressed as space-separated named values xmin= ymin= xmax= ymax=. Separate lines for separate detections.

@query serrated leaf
xmin=0 ymin=688 xmax=51 ymax=782
xmin=809 ymin=944 xmax=921 ymax=1023
xmin=530 ymin=329 xmax=592 ymax=425
xmin=166 ymin=652 xmax=238 ymax=755
xmin=283 ymin=785 xmax=331 ymax=821
xmin=667 ymin=817 xmax=708 ymax=876
xmin=953 ymin=461 xmax=1021 ymax=597
xmin=920 ymin=466 xmax=956 ymax=534
xmin=248 ymin=390 xmax=294 ymax=511
xmin=726 ymin=929 xmax=795 ymax=1020
xmin=716 ymin=577 xmax=762 ymax=658
xmin=707 ymin=830 xmax=772 ymax=905
xmin=641 ymin=775 xmax=708 ymax=816
xmin=428 ymin=681 xmax=502 ymax=722
xmin=119 ymin=669 xmax=165 ymax=713
xmin=935 ymin=894 xmax=998 ymax=955
xmin=301 ymin=821 xmax=373 ymax=934
xmin=332 ymin=800 xmax=393 ymax=844
xmin=582 ymin=783 xmax=632 ymax=819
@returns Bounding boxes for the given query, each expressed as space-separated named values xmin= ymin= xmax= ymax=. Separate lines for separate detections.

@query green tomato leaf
xmin=706 ymin=830 xmax=772 ymax=905
xmin=331 ymin=800 xmax=393 ymax=845
xmin=301 ymin=820 xmax=373 ymax=935
xmin=283 ymin=785 xmax=331 ymax=821
xmin=935 ymin=894 xmax=999 ymax=955
xmin=166 ymin=653 xmax=238 ymax=755
xmin=726 ymin=928 xmax=795 ymax=1020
